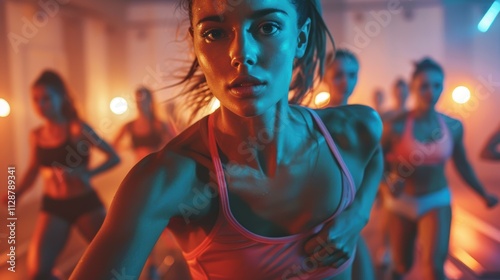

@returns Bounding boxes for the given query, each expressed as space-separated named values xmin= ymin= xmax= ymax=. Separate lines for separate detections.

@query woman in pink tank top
xmin=383 ymin=58 xmax=498 ymax=280
xmin=70 ymin=1 xmax=384 ymax=279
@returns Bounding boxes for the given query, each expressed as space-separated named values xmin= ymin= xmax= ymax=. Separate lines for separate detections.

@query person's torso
xmin=35 ymin=122 xmax=93 ymax=198
xmin=129 ymin=119 xmax=164 ymax=151
xmin=166 ymin=106 xmax=358 ymax=279
xmin=386 ymin=112 xmax=454 ymax=195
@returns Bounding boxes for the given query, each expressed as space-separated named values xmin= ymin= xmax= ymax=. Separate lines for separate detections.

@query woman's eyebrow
xmin=196 ymin=8 xmax=289 ymax=26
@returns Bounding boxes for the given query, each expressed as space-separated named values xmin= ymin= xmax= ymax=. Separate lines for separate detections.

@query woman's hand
xmin=483 ymin=193 xmax=499 ymax=208
xmin=55 ymin=166 xmax=92 ymax=185
xmin=73 ymin=166 xmax=92 ymax=184
xmin=385 ymin=172 xmax=405 ymax=197
xmin=303 ymin=210 xmax=364 ymax=268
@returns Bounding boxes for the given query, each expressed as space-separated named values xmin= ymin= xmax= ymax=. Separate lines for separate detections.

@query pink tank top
xmin=183 ymin=108 xmax=357 ymax=280
xmin=387 ymin=114 xmax=453 ymax=165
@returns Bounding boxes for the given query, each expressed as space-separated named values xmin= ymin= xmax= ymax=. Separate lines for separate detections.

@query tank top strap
xmin=207 ymin=114 xmax=233 ymax=224
xmin=302 ymin=107 xmax=357 ymax=209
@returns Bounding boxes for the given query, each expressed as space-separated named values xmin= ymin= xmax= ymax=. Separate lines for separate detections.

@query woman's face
xmin=373 ymin=90 xmax=384 ymax=109
xmin=393 ymin=82 xmax=409 ymax=107
xmin=191 ymin=0 xmax=310 ymax=117
xmin=324 ymin=57 xmax=359 ymax=105
xmin=32 ymin=85 xmax=64 ymax=120
xmin=412 ymin=70 xmax=443 ymax=110
xmin=135 ymin=90 xmax=153 ymax=115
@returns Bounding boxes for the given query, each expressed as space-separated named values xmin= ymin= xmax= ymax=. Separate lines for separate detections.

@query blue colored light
xmin=478 ymin=1 xmax=500 ymax=32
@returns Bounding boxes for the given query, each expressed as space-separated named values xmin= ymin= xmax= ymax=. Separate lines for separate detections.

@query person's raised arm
xmin=70 ymin=150 xmax=195 ymax=279
xmin=480 ymin=125 xmax=500 ymax=160
xmin=451 ymin=119 xmax=498 ymax=208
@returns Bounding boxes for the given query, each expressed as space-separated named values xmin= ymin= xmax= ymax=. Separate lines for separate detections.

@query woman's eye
xmin=202 ymin=29 xmax=226 ymax=41
xmin=259 ymin=23 xmax=279 ymax=35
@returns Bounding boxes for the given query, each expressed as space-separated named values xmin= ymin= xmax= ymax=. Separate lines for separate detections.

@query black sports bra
xmin=36 ymin=131 xmax=90 ymax=168
xmin=129 ymin=123 xmax=163 ymax=150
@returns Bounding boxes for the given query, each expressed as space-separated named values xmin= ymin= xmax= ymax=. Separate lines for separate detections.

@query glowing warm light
xmin=478 ymin=0 xmax=500 ymax=32
xmin=0 ymin=98 xmax=11 ymax=117
xmin=209 ymin=98 xmax=220 ymax=113
xmin=163 ymin=255 xmax=175 ymax=266
xmin=110 ymin=97 xmax=128 ymax=115
xmin=452 ymin=86 xmax=471 ymax=104
xmin=314 ymin=92 xmax=331 ymax=108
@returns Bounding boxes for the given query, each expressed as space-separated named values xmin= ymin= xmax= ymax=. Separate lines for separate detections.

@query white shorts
xmin=384 ymin=187 xmax=451 ymax=220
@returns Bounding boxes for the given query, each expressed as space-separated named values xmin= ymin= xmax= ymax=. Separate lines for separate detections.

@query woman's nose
xmin=229 ymin=32 xmax=257 ymax=69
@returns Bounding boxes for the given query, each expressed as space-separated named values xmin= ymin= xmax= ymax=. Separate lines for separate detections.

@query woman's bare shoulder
xmin=315 ymin=105 xmax=382 ymax=155
xmin=113 ymin=146 xmax=202 ymax=219
xmin=167 ymin=116 xmax=213 ymax=170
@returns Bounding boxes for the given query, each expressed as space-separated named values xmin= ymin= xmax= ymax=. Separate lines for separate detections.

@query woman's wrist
xmin=343 ymin=206 xmax=369 ymax=231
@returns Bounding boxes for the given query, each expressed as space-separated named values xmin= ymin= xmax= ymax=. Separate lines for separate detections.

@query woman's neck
xmin=214 ymin=101 xmax=306 ymax=175
xmin=45 ymin=114 xmax=67 ymax=126
xmin=413 ymin=106 xmax=437 ymax=120
xmin=138 ymin=111 xmax=154 ymax=121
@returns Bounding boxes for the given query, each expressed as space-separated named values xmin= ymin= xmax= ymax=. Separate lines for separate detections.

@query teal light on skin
xmin=478 ymin=0 xmax=500 ymax=32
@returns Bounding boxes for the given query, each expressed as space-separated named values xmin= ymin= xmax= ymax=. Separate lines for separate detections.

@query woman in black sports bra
xmin=113 ymin=86 xmax=177 ymax=161
xmin=5 ymin=70 xmax=120 ymax=280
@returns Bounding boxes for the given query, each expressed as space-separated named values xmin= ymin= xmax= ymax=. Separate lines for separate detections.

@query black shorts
xmin=41 ymin=190 xmax=104 ymax=224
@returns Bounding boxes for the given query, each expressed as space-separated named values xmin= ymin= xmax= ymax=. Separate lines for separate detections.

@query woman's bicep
xmin=451 ymin=122 xmax=472 ymax=171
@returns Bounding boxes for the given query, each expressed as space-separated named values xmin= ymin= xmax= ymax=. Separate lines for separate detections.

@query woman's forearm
xmin=345 ymin=147 xmax=384 ymax=228
xmin=16 ymin=166 xmax=39 ymax=200
xmin=89 ymin=154 xmax=120 ymax=178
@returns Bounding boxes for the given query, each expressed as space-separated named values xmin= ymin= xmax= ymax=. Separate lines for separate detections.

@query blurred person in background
xmin=375 ymin=78 xmax=410 ymax=269
xmin=323 ymin=49 xmax=360 ymax=108
xmin=372 ymin=88 xmax=385 ymax=113
xmin=113 ymin=86 xmax=187 ymax=280
xmin=323 ymin=48 xmax=376 ymax=280
xmin=480 ymin=124 xmax=500 ymax=161
xmin=383 ymin=58 xmax=498 ymax=280
xmin=380 ymin=78 xmax=409 ymax=122
xmin=4 ymin=70 xmax=120 ymax=280
xmin=113 ymin=86 xmax=177 ymax=161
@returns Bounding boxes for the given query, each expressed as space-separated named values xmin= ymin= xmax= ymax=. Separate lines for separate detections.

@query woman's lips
xmin=228 ymin=76 xmax=266 ymax=98
xmin=229 ymin=83 xmax=266 ymax=98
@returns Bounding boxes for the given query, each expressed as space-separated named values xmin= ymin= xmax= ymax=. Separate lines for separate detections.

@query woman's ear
xmin=296 ymin=18 xmax=311 ymax=59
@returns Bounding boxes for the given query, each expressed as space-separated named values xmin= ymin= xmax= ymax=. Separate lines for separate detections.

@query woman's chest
xmin=222 ymin=145 xmax=347 ymax=237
